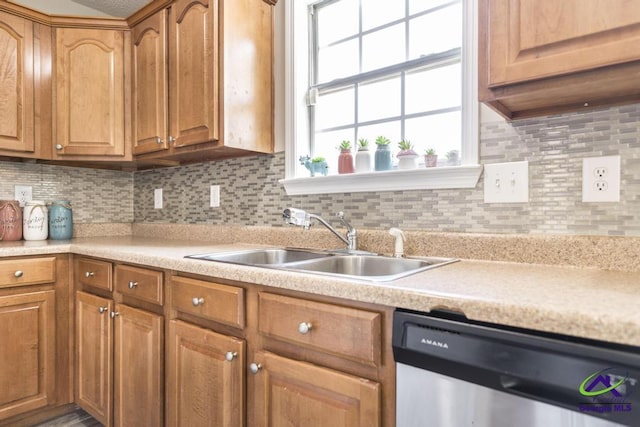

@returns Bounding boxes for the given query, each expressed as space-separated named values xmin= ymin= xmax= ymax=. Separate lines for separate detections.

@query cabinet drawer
xmin=0 ymin=257 xmax=55 ymax=288
xmin=258 ymin=293 xmax=381 ymax=366
xmin=115 ymin=264 xmax=163 ymax=305
xmin=172 ymin=277 xmax=244 ymax=329
xmin=77 ymin=258 xmax=112 ymax=291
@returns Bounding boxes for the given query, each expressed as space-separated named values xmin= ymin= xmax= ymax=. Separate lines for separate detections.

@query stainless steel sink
xmin=285 ymin=255 xmax=458 ymax=281
xmin=186 ymin=248 xmax=334 ymax=265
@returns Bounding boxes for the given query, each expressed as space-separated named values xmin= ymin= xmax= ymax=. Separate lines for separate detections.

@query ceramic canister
xmin=48 ymin=200 xmax=73 ymax=240
xmin=23 ymin=200 xmax=48 ymax=241
xmin=0 ymin=200 xmax=22 ymax=241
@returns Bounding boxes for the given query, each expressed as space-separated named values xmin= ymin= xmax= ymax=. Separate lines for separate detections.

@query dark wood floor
xmin=33 ymin=409 xmax=101 ymax=427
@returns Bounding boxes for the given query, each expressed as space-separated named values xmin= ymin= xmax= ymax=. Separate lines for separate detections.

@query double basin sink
xmin=186 ymin=248 xmax=457 ymax=282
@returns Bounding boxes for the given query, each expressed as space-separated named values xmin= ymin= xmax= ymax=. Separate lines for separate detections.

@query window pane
xmin=358 ymin=76 xmax=401 ymax=123
xmin=409 ymin=3 xmax=462 ymax=59
xmin=404 ymin=111 xmax=461 ymax=163
xmin=362 ymin=24 xmax=405 ymax=72
xmin=357 ymin=121 xmax=401 ymax=151
xmin=314 ymin=128 xmax=355 ymax=174
xmin=409 ymin=0 xmax=458 ymax=15
xmin=405 ymin=63 xmax=461 ymax=114
xmin=317 ymin=0 xmax=359 ymax=46
xmin=318 ymin=39 xmax=359 ymax=83
xmin=316 ymin=88 xmax=355 ymax=130
xmin=362 ymin=0 xmax=405 ymax=31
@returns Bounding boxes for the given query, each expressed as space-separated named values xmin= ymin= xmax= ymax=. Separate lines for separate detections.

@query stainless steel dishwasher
xmin=393 ymin=309 xmax=640 ymax=427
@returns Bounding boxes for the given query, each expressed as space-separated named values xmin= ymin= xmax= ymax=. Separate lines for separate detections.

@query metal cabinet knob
xmin=55 ymin=144 xmax=63 ymax=150
xmin=249 ymin=363 xmax=262 ymax=374
xmin=156 ymin=137 xmax=163 ymax=144
xmin=98 ymin=307 xmax=108 ymax=314
xmin=85 ymin=271 xmax=95 ymax=278
xmin=298 ymin=322 xmax=312 ymax=335
xmin=168 ymin=136 xmax=176 ymax=144
xmin=14 ymin=270 xmax=23 ymax=278
xmin=192 ymin=297 xmax=205 ymax=307
xmin=225 ymin=351 xmax=238 ymax=362
xmin=128 ymin=281 xmax=138 ymax=289
xmin=110 ymin=311 xmax=119 ymax=318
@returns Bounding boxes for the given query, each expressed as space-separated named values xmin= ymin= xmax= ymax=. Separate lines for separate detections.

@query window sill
xmin=280 ymin=164 xmax=483 ymax=195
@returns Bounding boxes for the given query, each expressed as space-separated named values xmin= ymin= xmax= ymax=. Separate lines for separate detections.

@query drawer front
xmin=0 ymin=257 xmax=56 ymax=288
xmin=115 ymin=264 xmax=163 ymax=305
xmin=258 ymin=292 xmax=381 ymax=366
xmin=172 ymin=277 xmax=244 ymax=328
xmin=77 ymin=258 xmax=112 ymax=291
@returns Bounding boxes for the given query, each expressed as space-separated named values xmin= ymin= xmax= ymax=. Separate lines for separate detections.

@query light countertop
xmin=2 ymin=236 xmax=639 ymax=347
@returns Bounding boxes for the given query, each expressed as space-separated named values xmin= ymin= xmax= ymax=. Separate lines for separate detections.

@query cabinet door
xmin=167 ymin=320 xmax=244 ymax=427
xmin=168 ymin=0 xmax=219 ymax=148
xmin=0 ymin=291 xmax=55 ymax=421
xmin=0 ymin=11 xmax=34 ymax=153
xmin=132 ymin=9 xmax=169 ymax=155
xmin=76 ymin=291 xmax=113 ymax=427
xmin=250 ymin=351 xmax=381 ymax=427
xmin=487 ymin=0 xmax=640 ymax=86
xmin=54 ymin=28 xmax=125 ymax=157
xmin=113 ymin=303 xmax=163 ymax=427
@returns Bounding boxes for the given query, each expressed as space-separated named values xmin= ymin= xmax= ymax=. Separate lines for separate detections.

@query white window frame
xmin=281 ymin=0 xmax=481 ymax=196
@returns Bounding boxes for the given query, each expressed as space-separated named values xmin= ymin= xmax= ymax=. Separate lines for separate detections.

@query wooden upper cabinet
xmin=168 ymin=0 xmax=218 ymax=149
xmin=488 ymin=0 xmax=640 ymax=86
xmin=132 ymin=10 xmax=169 ymax=155
xmin=54 ymin=27 xmax=129 ymax=158
xmin=0 ymin=11 xmax=34 ymax=153
xmin=480 ymin=0 xmax=640 ymax=119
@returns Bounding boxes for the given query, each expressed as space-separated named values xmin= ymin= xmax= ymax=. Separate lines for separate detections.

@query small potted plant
xmin=337 ymin=140 xmax=355 ymax=174
xmin=445 ymin=149 xmax=460 ymax=166
xmin=355 ymin=138 xmax=372 ymax=173
xmin=396 ymin=139 xmax=419 ymax=170
xmin=374 ymin=136 xmax=392 ymax=171
xmin=299 ymin=155 xmax=328 ymax=176
xmin=424 ymin=148 xmax=438 ymax=167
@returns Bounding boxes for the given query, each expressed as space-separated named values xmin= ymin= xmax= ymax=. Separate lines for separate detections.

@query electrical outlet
xmin=154 ymin=189 xmax=163 ymax=209
xmin=14 ymin=185 xmax=33 ymax=207
xmin=483 ymin=161 xmax=529 ymax=203
xmin=210 ymin=185 xmax=220 ymax=208
xmin=582 ymin=156 xmax=620 ymax=202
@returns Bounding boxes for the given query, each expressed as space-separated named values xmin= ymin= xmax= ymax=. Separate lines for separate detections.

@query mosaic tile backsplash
xmin=135 ymin=104 xmax=640 ymax=236
xmin=0 ymin=162 xmax=134 ymax=223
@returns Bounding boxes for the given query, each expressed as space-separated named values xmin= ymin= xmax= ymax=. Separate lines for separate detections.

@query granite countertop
xmin=1 ymin=236 xmax=639 ymax=347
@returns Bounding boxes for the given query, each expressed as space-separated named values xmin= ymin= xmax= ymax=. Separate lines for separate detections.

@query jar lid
xmin=25 ymin=200 xmax=46 ymax=205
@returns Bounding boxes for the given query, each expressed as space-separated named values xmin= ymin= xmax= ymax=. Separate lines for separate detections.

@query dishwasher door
xmin=393 ymin=309 xmax=640 ymax=427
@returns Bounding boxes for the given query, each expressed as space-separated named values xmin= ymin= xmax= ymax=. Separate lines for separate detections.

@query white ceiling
xmin=10 ymin=0 xmax=154 ymax=18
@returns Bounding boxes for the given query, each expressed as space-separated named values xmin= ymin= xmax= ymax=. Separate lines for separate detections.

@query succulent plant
xmin=311 ymin=156 xmax=326 ymax=163
xmin=338 ymin=140 xmax=352 ymax=150
xmin=425 ymin=148 xmax=436 ymax=156
xmin=357 ymin=138 xmax=369 ymax=150
xmin=398 ymin=140 xmax=414 ymax=151
xmin=375 ymin=136 xmax=391 ymax=146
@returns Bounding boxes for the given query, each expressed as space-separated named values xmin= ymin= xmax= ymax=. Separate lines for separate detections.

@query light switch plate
xmin=210 ymin=185 xmax=220 ymax=208
xmin=14 ymin=185 xmax=33 ymax=207
xmin=154 ymin=188 xmax=163 ymax=209
xmin=484 ymin=161 xmax=529 ymax=203
xmin=582 ymin=156 xmax=620 ymax=202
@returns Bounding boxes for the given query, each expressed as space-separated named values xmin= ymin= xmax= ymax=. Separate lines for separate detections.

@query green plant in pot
xmin=396 ymin=139 xmax=419 ymax=170
xmin=355 ymin=138 xmax=372 ymax=173
xmin=445 ymin=149 xmax=460 ymax=165
xmin=374 ymin=136 xmax=392 ymax=171
xmin=337 ymin=140 xmax=354 ymax=174
xmin=424 ymin=148 xmax=438 ymax=168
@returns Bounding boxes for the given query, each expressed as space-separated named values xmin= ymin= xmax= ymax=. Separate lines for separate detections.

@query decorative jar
xmin=23 ymin=200 xmax=48 ymax=240
xmin=48 ymin=200 xmax=73 ymax=240
xmin=0 ymin=200 xmax=22 ymax=241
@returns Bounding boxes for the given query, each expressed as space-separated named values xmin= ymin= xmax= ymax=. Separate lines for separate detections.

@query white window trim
xmin=281 ymin=0 xmax=482 ymax=196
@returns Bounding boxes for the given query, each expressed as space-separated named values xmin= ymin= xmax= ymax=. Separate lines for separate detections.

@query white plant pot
xmin=397 ymin=154 xmax=418 ymax=170
xmin=355 ymin=150 xmax=372 ymax=173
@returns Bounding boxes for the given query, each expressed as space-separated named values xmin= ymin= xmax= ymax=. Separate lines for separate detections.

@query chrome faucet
xmin=282 ymin=208 xmax=357 ymax=252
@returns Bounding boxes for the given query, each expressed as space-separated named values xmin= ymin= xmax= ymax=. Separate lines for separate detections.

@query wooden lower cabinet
xmin=0 ymin=291 xmax=55 ymax=421
xmin=76 ymin=291 xmax=163 ymax=427
xmin=250 ymin=351 xmax=381 ymax=427
xmin=167 ymin=320 xmax=245 ymax=427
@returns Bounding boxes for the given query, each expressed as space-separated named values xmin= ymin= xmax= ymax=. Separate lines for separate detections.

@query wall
xmin=0 ymin=161 xmax=134 ymax=223
xmin=134 ymin=103 xmax=640 ymax=237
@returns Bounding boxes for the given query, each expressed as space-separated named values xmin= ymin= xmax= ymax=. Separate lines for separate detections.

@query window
xmin=282 ymin=0 xmax=481 ymax=195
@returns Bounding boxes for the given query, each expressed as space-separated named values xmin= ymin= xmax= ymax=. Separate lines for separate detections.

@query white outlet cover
xmin=210 ymin=185 xmax=220 ymax=208
xmin=14 ymin=185 xmax=33 ymax=207
xmin=154 ymin=188 xmax=163 ymax=209
xmin=582 ymin=156 xmax=620 ymax=202
xmin=484 ymin=161 xmax=529 ymax=203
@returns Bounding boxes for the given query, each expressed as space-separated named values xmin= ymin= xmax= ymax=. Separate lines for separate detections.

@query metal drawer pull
xmin=55 ymin=144 xmax=63 ymax=150
xmin=225 ymin=352 xmax=238 ymax=362
xmin=249 ymin=363 xmax=262 ymax=374
xmin=298 ymin=322 xmax=312 ymax=335
xmin=99 ymin=307 xmax=108 ymax=314
xmin=14 ymin=270 xmax=23 ymax=278
xmin=192 ymin=297 xmax=205 ymax=307
xmin=168 ymin=136 xmax=176 ymax=144
xmin=156 ymin=137 xmax=163 ymax=144
xmin=110 ymin=311 xmax=119 ymax=318
xmin=85 ymin=271 xmax=95 ymax=278
xmin=128 ymin=281 xmax=138 ymax=289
